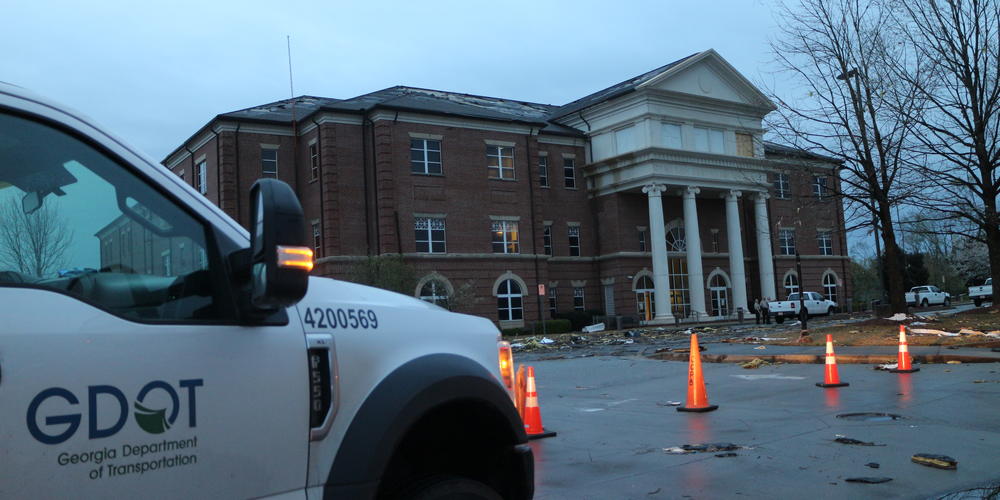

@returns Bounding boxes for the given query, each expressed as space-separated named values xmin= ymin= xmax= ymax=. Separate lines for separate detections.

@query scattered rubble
xmin=664 ymin=443 xmax=747 ymax=454
xmin=845 ymin=477 xmax=893 ymax=484
xmin=740 ymin=358 xmax=772 ymax=369
xmin=834 ymin=436 xmax=885 ymax=446
xmin=865 ymin=462 xmax=880 ymax=469
xmin=911 ymin=453 xmax=958 ymax=470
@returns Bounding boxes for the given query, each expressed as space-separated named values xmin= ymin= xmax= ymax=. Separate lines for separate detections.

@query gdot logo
xmin=26 ymin=379 xmax=203 ymax=444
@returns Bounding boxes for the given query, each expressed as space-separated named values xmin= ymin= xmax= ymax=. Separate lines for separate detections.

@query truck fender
xmin=323 ymin=353 xmax=527 ymax=499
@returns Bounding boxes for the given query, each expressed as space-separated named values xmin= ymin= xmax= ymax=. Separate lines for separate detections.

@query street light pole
xmin=796 ymin=251 xmax=808 ymax=331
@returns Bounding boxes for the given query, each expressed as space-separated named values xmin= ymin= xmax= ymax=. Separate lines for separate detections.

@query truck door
xmin=0 ymin=111 xmax=308 ymax=498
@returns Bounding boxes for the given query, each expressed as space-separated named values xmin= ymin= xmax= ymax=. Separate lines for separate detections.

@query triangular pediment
xmin=638 ymin=50 xmax=774 ymax=110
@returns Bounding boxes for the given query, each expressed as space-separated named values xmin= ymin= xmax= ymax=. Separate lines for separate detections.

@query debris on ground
xmin=845 ymin=477 xmax=893 ymax=484
xmin=647 ymin=487 xmax=661 ymax=495
xmin=885 ymin=313 xmax=910 ymax=321
xmin=664 ymin=443 xmax=747 ymax=454
xmin=973 ymin=380 xmax=1000 ymax=383
xmin=946 ymin=360 xmax=963 ymax=364
xmin=834 ymin=436 xmax=885 ymax=446
xmin=910 ymin=329 xmax=959 ymax=336
xmin=958 ymin=328 xmax=984 ymax=335
xmin=753 ymin=345 xmax=767 ymax=350
xmin=875 ymin=363 xmax=899 ymax=371
xmin=656 ymin=401 xmax=682 ymax=407
xmin=740 ymin=358 xmax=772 ymax=369
xmin=911 ymin=322 xmax=929 ymax=326
xmin=540 ymin=337 xmax=555 ymax=344
xmin=911 ymin=453 xmax=958 ymax=470
xmin=714 ymin=452 xmax=739 ymax=457
xmin=582 ymin=322 xmax=605 ymax=333
xmin=865 ymin=462 xmax=880 ymax=469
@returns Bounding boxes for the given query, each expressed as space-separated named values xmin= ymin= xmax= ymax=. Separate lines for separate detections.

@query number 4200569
xmin=303 ymin=307 xmax=379 ymax=330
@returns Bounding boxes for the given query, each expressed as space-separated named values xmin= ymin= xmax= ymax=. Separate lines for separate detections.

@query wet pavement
xmin=526 ymin=355 xmax=1000 ymax=499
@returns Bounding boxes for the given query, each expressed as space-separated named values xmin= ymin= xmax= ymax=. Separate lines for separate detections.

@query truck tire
xmin=775 ymin=316 xmax=784 ymax=324
xmin=944 ymin=297 xmax=950 ymax=307
xmin=975 ymin=298 xmax=983 ymax=307
xmin=921 ymin=299 xmax=929 ymax=308
xmin=827 ymin=306 xmax=834 ymax=316
xmin=402 ymin=476 xmax=503 ymax=500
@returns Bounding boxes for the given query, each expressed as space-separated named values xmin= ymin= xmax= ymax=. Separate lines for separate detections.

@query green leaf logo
xmin=134 ymin=402 xmax=171 ymax=434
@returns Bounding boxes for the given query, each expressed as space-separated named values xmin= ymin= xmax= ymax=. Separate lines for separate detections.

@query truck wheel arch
xmin=323 ymin=354 xmax=531 ymax=500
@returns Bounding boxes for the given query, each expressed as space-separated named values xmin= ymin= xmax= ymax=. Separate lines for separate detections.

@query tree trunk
xmin=879 ymin=205 xmax=907 ymax=313
xmin=984 ymin=201 xmax=1000 ymax=307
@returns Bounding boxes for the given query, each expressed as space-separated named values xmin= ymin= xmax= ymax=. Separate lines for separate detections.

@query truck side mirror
xmin=247 ymin=179 xmax=312 ymax=310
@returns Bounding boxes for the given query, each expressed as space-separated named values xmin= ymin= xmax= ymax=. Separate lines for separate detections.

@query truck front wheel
xmin=402 ymin=476 xmax=502 ymax=500
xmin=921 ymin=299 xmax=929 ymax=308
xmin=975 ymin=298 xmax=983 ymax=307
xmin=775 ymin=316 xmax=784 ymax=324
xmin=944 ymin=297 xmax=950 ymax=307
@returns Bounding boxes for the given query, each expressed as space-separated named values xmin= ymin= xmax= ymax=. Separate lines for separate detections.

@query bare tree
xmin=890 ymin=0 xmax=1000 ymax=295
xmin=766 ymin=0 xmax=924 ymax=312
xmin=0 ymin=197 xmax=73 ymax=279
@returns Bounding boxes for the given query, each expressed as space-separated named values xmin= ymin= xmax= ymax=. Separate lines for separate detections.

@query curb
xmin=647 ymin=352 xmax=1000 ymax=364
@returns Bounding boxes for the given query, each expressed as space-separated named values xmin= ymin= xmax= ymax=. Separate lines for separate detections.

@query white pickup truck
xmin=767 ymin=292 xmax=837 ymax=324
xmin=0 ymin=84 xmax=532 ymax=499
xmin=905 ymin=285 xmax=951 ymax=307
xmin=969 ymin=278 xmax=992 ymax=307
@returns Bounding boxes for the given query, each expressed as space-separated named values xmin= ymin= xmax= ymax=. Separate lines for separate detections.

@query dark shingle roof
xmin=547 ymin=52 xmax=701 ymax=120
xmin=764 ymin=141 xmax=843 ymax=164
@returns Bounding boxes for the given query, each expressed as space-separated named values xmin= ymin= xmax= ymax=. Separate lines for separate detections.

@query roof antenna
xmin=286 ymin=35 xmax=295 ymax=98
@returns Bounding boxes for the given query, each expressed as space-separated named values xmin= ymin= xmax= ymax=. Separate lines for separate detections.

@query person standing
xmin=753 ymin=298 xmax=761 ymax=324
xmin=761 ymin=297 xmax=771 ymax=324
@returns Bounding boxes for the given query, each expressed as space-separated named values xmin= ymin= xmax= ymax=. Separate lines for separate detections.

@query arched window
xmin=634 ymin=274 xmax=655 ymax=318
xmin=666 ymin=225 xmax=686 ymax=251
xmin=497 ymin=279 xmax=523 ymax=321
xmin=668 ymin=257 xmax=689 ymax=317
xmin=419 ymin=279 xmax=449 ymax=308
xmin=708 ymin=272 xmax=730 ymax=317
xmin=784 ymin=272 xmax=799 ymax=297
xmin=822 ymin=272 xmax=838 ymax=304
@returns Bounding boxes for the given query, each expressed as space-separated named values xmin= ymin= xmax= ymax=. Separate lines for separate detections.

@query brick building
xmin=163 ymin=49 xmax=849 ymax=329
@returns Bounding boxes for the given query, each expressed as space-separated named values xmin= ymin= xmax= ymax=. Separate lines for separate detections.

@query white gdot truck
xmin=904 ymin=285 xmax=951 ymax=308
xmin=767 ymin=292 xmax=837 ymax=324
xmin=0 ymin=84 xmax=532 ymax=499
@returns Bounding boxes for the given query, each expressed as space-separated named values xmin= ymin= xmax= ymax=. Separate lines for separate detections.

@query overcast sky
xmin=2 ymin=0 xmax=873 ymax=254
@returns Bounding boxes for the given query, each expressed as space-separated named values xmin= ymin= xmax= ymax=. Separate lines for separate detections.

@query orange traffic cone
xmin=522 ymin=366 xmax=557 ymax=439
xmin=890 ymin=325 xmax=920 ymax=373
xmin=678 ymin=333 xmax=718 ymax=412
xmin=816 ymin=334 xmax=849 ymax=388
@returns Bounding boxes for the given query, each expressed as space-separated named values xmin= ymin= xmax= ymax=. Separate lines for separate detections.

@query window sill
xmin=412 ymin=172 xmax=445 ymax=177
xmin=564 ymin=186 xmax=578 ymax=191
xmin=488 ymin=177 xmax=518 ymax=182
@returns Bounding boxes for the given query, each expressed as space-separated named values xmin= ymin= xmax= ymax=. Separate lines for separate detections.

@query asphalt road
xmin=526 ymin=355 xmax=1000 ymax=499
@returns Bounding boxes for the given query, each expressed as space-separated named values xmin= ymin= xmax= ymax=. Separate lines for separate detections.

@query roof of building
xmin=763 ymin=141 xmax=843 ymax=164
xmin=547 ymin=52 xmax=701 ymax=120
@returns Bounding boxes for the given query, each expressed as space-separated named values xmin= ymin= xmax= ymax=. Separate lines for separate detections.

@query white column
xmin=754 ymin=193 xmax=777 ymax=301
xmin=643 ymin=184 xmax=674 ymax=323
xmin=683 ymin=187 xmax=707 ymax=320
xmin=725 ymin=190 xmax=748 ymax=314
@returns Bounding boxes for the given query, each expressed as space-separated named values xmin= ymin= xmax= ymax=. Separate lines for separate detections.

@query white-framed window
xmin=548 ymin=287 xmax=557 ymax=317
xmin=779 ymin=228 xmax=796 ymax=255
xmin=711 ymin=229 xmax=720 ymax=253
xmin=662 ymin=122 xmax=683 ymax=149
xmin=774 ymin=173 xmax=790 ymax=199
xmin=813 ymin=176 xmax=828 ymax=199
xmin=414 ymin=217 xmax=446 ymax=253
xmin=573 ymin=287 xmax=585 ymax=311
xmin=491 ymin=220 xmax=519 ymax=254
xmin=539 ymin=156 xmax=549 ymax=187
xmin=614 ymin=125 xmax=636 ymax=154
xmin=666 ymin=224 xmax=686 ymax=252
xmin=419 ymin=279 xmax=449 ymax=308
xmin=312 ymin=221 xmax=322 ymax=257
xmin=669 ymin=257 xmax=689 ymax=317
xmin=634 ymin=275 xmax=655 ymax=318
xmin=196 ymin=160 xmax=207 ymax=194
xmin=487 ymin=145 xmax=514 ymax=180
xmin=568 ymin=226 xmax=580 ymax=256
xmin=310 ymin=142 xmax=320 ymax=181
xmin=784 ymin=272 xmax=800 ymax=297
xmin=817 ymin=231 xmax=833 ymax=256
xmin=411 ymin=139 xmax=442 ymax=175
xmin=543 ymin=225 xmax=552 ymax=255
xmin=709 ymin=273 xmax=731 ymax=316
xmin=823 ymin=272 xmax=838 ymax=304
xmin=497 ymin=279 xmax=523 ymax=321
xmin=563 ymin=157 xmax=576 ymax=189
xmin=638 ymin=228 xmax=647 ymax=252
xmin=693 ymin=126 xmax=725 ymax=153
xmin=261 ymin=148 xmax=278 ymax=178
